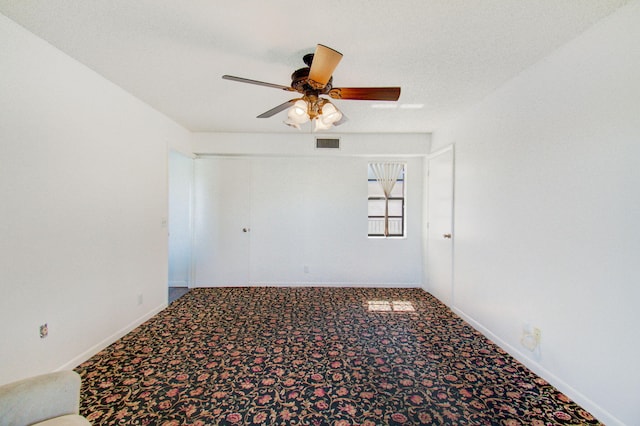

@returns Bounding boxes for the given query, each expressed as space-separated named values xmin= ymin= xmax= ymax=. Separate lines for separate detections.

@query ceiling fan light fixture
xmin=284 ymin=100 xmax=310 ymax=130
xmin=312 ymin=101 xmax=343 ymax=132
xmin=320 ymin=102 xmax=342 ymax=123
xmin=291 ymin=100 xmax=308 ymax=117
xmin=313 ymin=118 xmax=332 ymax=132
xmin=288 ymin=100 xmax=310 ymax=122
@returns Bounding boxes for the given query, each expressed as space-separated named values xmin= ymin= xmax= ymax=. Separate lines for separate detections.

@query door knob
xmin=443 ymin=233 xmax=452 ymax=239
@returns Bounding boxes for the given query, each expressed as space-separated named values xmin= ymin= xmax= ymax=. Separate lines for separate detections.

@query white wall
xmin=168 ymin=150 xmax=194 ymax=287
xmin=192 ymin=133 xmax=430 ymax=287
xmin=0 ymin=14 xmax=190 ymax=385
xmin=430 ymin=2 xmax=640 ymax=425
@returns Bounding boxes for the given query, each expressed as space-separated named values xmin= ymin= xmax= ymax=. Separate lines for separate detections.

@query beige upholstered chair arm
xmin=0 ymin=371 xmax=82 ymax=426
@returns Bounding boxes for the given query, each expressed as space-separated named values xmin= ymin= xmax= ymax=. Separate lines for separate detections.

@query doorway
xmin=168 ymin=150 xmax=194 ymax=291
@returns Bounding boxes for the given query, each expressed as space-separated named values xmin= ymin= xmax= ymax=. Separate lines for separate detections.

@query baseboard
xmin=197 ymin=282 xmax=423 ymax=288
xmin=169 ymin=281 xmax=188 ymax=287
xmin=452 ymin=306 xmax=624 ymax=426
xmin=56 ymin=302 xmax=167 ymax=372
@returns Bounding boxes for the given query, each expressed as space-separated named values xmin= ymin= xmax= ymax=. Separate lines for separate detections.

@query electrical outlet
xmin=39 ymin=323 xmax=48 ymax=339
xmin=304 ymin=265 xmax=310 ymax=274
xmin=137 ymin=293 xmax=143 ymax=305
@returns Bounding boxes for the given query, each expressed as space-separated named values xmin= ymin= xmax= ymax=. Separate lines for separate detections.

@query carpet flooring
xmin=75 ymin=287 xmax=601 ymax=425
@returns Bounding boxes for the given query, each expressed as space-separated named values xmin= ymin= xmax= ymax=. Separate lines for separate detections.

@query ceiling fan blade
xmin=329 ymin=87 xmax=401 ymax=101
xmin=257 ymin=99 xmax=299 ymax=118
xmin=308 ymin=44 xmax=343 ymax=89
xmin=222 ymin=75 xmax=294 ymax=91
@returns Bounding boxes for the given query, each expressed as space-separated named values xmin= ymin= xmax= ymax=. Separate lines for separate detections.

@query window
xmin=368 ymin=163 xmax=406 ymax=237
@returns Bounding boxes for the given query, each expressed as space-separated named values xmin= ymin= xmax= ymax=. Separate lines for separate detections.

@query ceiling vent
xmin=316 ymin=138 xmax=340 ymax=149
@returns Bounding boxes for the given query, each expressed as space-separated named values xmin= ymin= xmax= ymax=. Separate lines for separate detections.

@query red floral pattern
xmin=76 ymin=287 xmax=601 ymax=425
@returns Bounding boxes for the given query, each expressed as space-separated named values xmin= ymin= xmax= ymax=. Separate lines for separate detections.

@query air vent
xmin=316 ymin=138 xmax=340 ymax=149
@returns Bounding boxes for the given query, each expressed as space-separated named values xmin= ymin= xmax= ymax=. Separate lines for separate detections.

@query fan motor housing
xmin=291 ymin=67 xmax=332 ymax=94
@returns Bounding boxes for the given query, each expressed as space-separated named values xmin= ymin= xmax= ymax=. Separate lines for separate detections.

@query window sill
xmin=367 ymin=235 xmax=407 ymax=240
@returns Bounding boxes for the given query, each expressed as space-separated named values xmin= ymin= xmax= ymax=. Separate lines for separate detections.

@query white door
xmin=193 ymin=157 xmax=251 ymax=286
xmin=427 ymin=147 xmax=454 ymax=306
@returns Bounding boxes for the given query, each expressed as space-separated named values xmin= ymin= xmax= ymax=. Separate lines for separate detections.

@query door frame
xmin=168 ymin=149 xmax=195 ymax=289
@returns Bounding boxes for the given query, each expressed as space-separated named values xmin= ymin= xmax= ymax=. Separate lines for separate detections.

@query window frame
xmin=367 ymin=163 xmax=406 ymax=238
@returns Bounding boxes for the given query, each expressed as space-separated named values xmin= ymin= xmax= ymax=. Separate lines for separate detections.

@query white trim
xmin=450 ymin=145 xmax=456 ymax=307
xmin=195 ymin=153 xmax=427 ymax=159
xmin=189 ymin=155 xmax=197 ymax=289
xmin=427 ymin=144 xmax=454 ymax=159
xmin=194 ymin=282 xmax=423 ymax=288
xmin=55 ymin=303 xmax=167 ymax=372
xmin=453 ymin=306 xmax=625 ymax=426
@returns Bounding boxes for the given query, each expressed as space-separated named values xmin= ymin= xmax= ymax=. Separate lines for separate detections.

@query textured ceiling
xmin=0 ymin=0 xmax=630 ymax=133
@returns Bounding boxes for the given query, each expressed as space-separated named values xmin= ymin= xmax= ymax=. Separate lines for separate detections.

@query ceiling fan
xmin=222 ymin=44 xmax=401 ymax=131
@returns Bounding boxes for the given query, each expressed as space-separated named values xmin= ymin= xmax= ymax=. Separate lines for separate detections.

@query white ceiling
xmin=0 ymin=0 xmax=630 ymax=133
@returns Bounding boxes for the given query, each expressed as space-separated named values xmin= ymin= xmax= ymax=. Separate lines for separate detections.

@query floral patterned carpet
xmin=76 ymin=287 xmax=601 ymax=425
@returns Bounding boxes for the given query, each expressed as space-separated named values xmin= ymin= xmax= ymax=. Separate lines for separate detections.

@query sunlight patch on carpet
xmin=367 ymin=300 xmax=415 ymax=312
